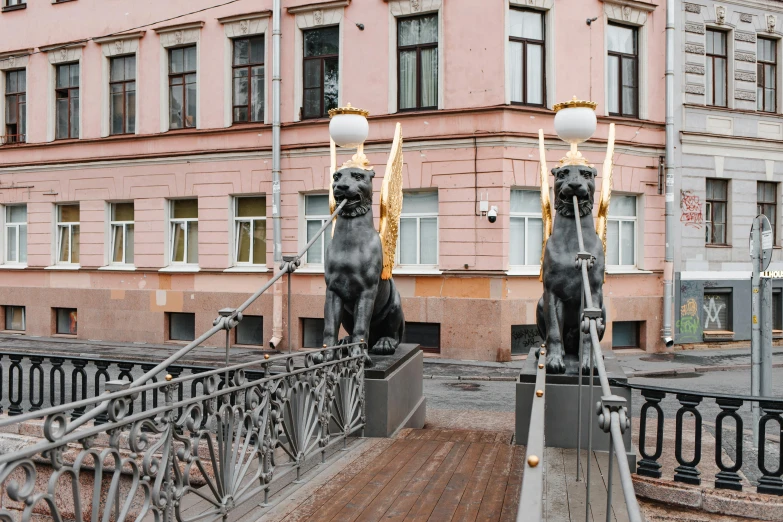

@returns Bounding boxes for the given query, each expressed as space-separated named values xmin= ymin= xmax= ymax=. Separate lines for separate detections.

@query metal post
xmin=761 ymin=276 xmax=773 ymax=399
xmin=288 ymin=267 xmax=292 ymax=354
xmin=585 ymin=340 xmax=594 ymax=522
xmin=606 ymin=428 xmax=614 ymax=522
xmin=269 ymin=0 xmax=284 ymax=350
xmin=661 ymin=0 xmax=675 ymax=344
xmin=577 ymin=281 xmax=584 ymax=481
xmin=225 ymin=329 xmax=231 ymax=393
xmin=751 ymin=222 xmax=761 ymax=445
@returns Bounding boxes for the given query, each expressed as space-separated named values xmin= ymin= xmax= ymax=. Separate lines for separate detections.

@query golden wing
xmin=538 ymin=129 xmax=553 ymax=282
xmin=378 ymin=122 xmax=404 ymax=280
xmin=329 ymin=138 xmax=337 ymax=236
xmin=595 ymin=123 xmax=616 ymax=261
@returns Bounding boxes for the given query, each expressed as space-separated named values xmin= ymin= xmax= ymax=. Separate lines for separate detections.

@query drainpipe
xmin=269 ymin=0 xmax=284 ymax=349
xmin=661 ymin=0 xmax=675 ymax=347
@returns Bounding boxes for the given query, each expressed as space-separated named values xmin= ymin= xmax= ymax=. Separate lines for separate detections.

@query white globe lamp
xmin=552 ymin=97 xmax=598 ymax=166
xmin=328 ymin=103 xmax=370 ymax=149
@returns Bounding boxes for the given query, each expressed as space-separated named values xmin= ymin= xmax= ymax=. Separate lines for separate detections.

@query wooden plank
xmin=474 ymin=443 xmax=514 ymax=522
xmin=563 ymin=449 xmax=591 ymax=522
xmin=354 ymin=440 xmax=443 ymax=522
xmin=381 ymin=442 xmax=465 ymax=522
xmin=449 ymin=430 xmax=470 ymax=442
xmin=478 ymin=431 xmax=499 ymax=443
xmin=424 ymin=443 xmax=487 ymax=521
xmin=464 ymin=431 xmax=486 ymax=443
xmin=403 ymin=442 xmax=476 ymax=522
xmin=327 ymin=439 xmax=428 ymax=522
xmin=451 ymin=443 xmax=501 ymax=522
xmin=592 ymin=450 xmax=629 ymax=522
xmin=542 ymin=447 xmax=570 ymax=522
xmin=499 ymin=445 xmax=525 ymax=522
xmin=584 ymin=450 xmax=609 ymax=522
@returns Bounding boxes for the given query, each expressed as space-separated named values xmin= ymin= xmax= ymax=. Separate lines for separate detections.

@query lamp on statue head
xmin=552 ymin=96 xmax=597 ymax=166
xmin=328 ymin=103 xmax=372 ymax=170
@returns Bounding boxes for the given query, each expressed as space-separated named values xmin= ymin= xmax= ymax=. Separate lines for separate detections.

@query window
xmin=4 ymin=305 xmax=24 ymax=331
xmin=758 ymin=182 xmax=777 ymax=244
xmin=705 ymin=179 xmax=728 ymax=244
xmin=302 ymin=26 xmax=339 ymax=119
xmin=607 ymin=23 xmax=638 ymax=117
xmin=110 ymin=202 xmax=134 ymax=265
xmin=398 ymin=192 xmax=438 ymax=266
xmin=509 ymin=9 xmax=545 ymax=106
xmin=236 ymin=315 xmax=263 ymax=345
xmin=55 ymin=63 xmax=79 ymax=139
xmin=612 ymin=321 xmax=640 ymax=349
xmin=511 ymin=325 xmax=543 ymax=356
xmin=170 ymin=199 xmax=198 ymax=264
xmin=234 ymin=197 xmax=266 ymax=265
xmin=4 ymin=70 xmax=25 ymax=144
xmin=774 ymin=289 xmax=782 ymax=332
xmin=2 ymin=0 xmax=25 ymax=10
xmin=706 ymin=30 xmax=728 ymax=107
xmin=110 ymin=55 xmax=136 ymax=135
xmin=169 ymin=312 xmax=195 ymax=341
xmin=606 ymin=195 xmax=637 ymax=266
xmin=404 ymin=322 xmax=440 ymax=353
xmin=5 ymin=205 xmax=26 ymax=264
xmin=509 ymin=190 xmax=543 ymax=266
xmin=233 ymin=36 xmax=265 ymax=123
xmin=302 ymin=318 xmax=325 ymax=348
xmin=55 ymin=308 xmax=77 ymax=335
xmin=398 ymin=14 xmax=438 ymax=111
xmin=703 ymin=291 xmax=731 ymax=332
xmin=304 ymin=195 xmax=332 ymax=265
xmin=169 ymin=46 xmax=197 ymax=129
xmin=56 ymin=204 xmax=79 ymax=264
xmin=758 ymin=38 xmax=777 ymax=113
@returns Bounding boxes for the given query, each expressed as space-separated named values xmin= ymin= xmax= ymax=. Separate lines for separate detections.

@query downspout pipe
xmin=269 ymin=0 xmax=284 ymax=349
xmin=662 ymin=0 xmax=675 ymax=347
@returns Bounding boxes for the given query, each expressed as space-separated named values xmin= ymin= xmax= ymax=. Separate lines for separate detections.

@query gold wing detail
xmin=378 ymin=123 xmax=404 ymax=280
xmin=538 ymin=129 xmax=553 ymax=282
xmin=595 ymin=123 xmax=616 ymax=261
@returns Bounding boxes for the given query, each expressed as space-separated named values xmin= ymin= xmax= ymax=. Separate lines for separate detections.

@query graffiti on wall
xmin=676 ymin=281 xmax=703 ymax=343
xmin=511 ymin=325 xmax=543 ymax=355
xmin=680 ymin=190 xmax=703 ymax=228
xmin=703 ymin=294 xmax=728 ymax=330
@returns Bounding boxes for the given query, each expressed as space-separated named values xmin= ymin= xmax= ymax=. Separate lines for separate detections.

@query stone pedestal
xmin=515 ymin=348 xmax=636 ymax=470
xmin=364 ymin=344 xmax=426 ymax=437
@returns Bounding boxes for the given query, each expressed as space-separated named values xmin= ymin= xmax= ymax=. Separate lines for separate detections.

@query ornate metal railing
xmin=614 ymin=380 xmax=783 ymax=495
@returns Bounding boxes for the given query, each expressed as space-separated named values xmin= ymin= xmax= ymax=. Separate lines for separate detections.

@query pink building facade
xmin=0 ymin=0 xmax=666 ymax=359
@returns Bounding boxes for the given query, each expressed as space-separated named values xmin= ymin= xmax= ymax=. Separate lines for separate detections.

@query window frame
xmin=55 ymin=204 xmax=79 ymax=265
xmin=509 ymin=189 xmax=543 ymax=267
xmin=233 ymin=196 xmax=267 ymax=266
xmin=55 ymin=62 xmax=79 ymax=140
xmin=4 ymin=305 xmax=25 ymax=331
xmin=4 ymin=69 xmax=26 ymax=144
xmin=607 ymin=22 xmax=639 ymax=118
xmin=109 ymin=202 xmax=134 ymax=266
xmin=109 ymin=55 xmax=136 ymax=135
xmin=508 ymin=7 xmax=546 ymax=108
xmin=4 ymin=204 xmax=26 ymax=265
xmin=232 ymin=35 xmax=265 ymax=124
xmin=2 ymin=0 xmax=26 ymax=11
xmin=758 ymin=181 xmax=778 ymax=245
xmin=168 ymin=312 xmax=195 ymax=342
xmin=301 ymin=26 xmax=339 ymax=120
xmin=235 ymin=314 xmax=264 ymax=346
xmin=397 ymin=13 xmax=439 ymax=112
xmin=705 ymin=179 xmax=728 ymax=245
xmin=396 ymin=191 xmax=439 ymax=268
xmin=169 ymin=199 xmax=198 ymax=265
xmin=303 ymin=194 xmax=331 ymax=266
xmin=706 ymin=29 xmax=728 ymax=108
xmin=758 ymin=37 xmax=777 ymax=113
xmin=168 ymin=45 xmax=197 ymax=130
xmin=54 ymin=307 xmax=77 ymax=335
xmin=606 ymin=195 xmax=638 ymax=268
xmin=702 ymin=288 xmax=733 ymax=332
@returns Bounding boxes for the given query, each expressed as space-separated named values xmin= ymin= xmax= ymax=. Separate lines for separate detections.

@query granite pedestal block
xmin=364 ymin=344 xmax=426 ymax=437
xmin=515 ymin=348 xmax=636 ymax=470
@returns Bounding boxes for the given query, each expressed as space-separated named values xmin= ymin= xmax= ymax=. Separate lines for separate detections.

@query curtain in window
xmin=526 ymin=44 xmax=543 ymax=105
xmin=399 ymin=51 xmax=417 ymax=110
xmin=420 ymin=48 xmax=438 ymax=108
xmin=509 ymin=42 xmax=523 ymax=102
xmin=399 ymin=218 xmax=417 ymax=264
xmin=509 ymin=217 xmax=525 ymax=266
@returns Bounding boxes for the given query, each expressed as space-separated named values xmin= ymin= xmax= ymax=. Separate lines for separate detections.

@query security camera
xmin=664 ymin=337 xmax=673 ymax=348
xmin=487 ymin=206 xmax=498 ymax=224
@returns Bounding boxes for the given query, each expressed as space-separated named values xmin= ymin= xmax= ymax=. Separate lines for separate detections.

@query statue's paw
xmin=545 ymin=353 xmax=566 ymax=374
xmin=310 ymin=351 xmax=325 ymax=364
xmin=369 ymin=337 xmax=398 ymax=355
xmin=336 ymin=335 xmax=352 ymax=346
xmin=363 ymin=352 xmax=375 ymax=368
xmin=580 ymin=359 xmax=596 ymax=376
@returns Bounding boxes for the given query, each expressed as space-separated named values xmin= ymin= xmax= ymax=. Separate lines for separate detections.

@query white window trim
xmin=95 ymin=32 xmax=144 ymax=138
xmin=509 ymin=189 xmax=544 ymax=268
xmin=155 ymin=22 xmax=204 ymax=132
xmin=107 ymin=202 xmax=135 ymax=267
xmin=300 ymin=193 xmax=331 ymax=269
xmin=220 ymin=12 xmax=271 ymax=127
xmin=606 ymin=193 xmax=639 ymax=269
xmin=387 ymin=0 xmax=444 ymax=114
xmin=505 ymin=0 xmax=555 ymax=108
xmin=703 ymin=25 xmax=735 ymax=110
xmin=43 ymin=42 xmax=86 ymax=142
xmin=395 ymin=192 xmax=439 ymax=269
xmin=0 ymin=50 xmax=31 ymax=144
xmin=290 ymin=2 xmax=347 ymax=122
xmin=2 ymin=204 xmax=27 ymax=266
xmin=603 ymin=2 xmax=652 ymax=119
xmin=54 ymin=204 xmax=79 ymax=266
xmin=167 ymin=200 xmax=199 ymax=267
xmin=232 ymin=195 xmax=267 ymax=268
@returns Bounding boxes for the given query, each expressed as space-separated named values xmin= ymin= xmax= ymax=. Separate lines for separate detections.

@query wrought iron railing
xmin=614 ymin=380 xmax=783 ymax=495
xmin=0 ymin=134 xmax=25 ymax=145
xmin=0 ymin=201 xmax=362 ymax=521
